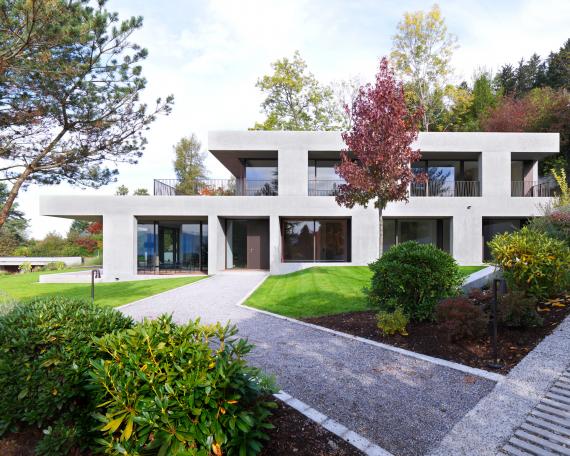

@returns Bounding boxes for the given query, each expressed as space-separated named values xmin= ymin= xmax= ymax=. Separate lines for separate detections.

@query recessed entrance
xmin=226 ymin=219 xmax=269 ymax=270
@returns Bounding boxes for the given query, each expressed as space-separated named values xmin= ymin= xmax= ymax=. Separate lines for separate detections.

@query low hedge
xmin=0 ymin=297 xmax=134 ymax=454
xmin=89 ymin=315 xmax=276 ymax=455
xmin=368 ymin=241 xmax=464 ymax=321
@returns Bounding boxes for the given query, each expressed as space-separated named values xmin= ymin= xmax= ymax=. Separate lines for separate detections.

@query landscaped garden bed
xmin=0 ymin=400 xmax=361 ymax=456
xmin=303 ymin=293 xmax=570 ymax=374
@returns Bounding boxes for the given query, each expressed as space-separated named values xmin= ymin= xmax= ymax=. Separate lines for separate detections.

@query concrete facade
xmin=39 ymin=131 xmax=559 ymax=281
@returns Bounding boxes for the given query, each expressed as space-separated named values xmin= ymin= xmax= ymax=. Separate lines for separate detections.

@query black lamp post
xmin=488 ymin=278 xmax=505 ymax=369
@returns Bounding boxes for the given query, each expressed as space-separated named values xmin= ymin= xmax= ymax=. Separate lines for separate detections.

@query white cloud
xmin=14 ymin=0 xmax=569 ymax=238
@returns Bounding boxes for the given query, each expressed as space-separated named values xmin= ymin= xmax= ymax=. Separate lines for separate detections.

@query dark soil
xmin=0 ymin=401 xmax=361 ymax=456
xmin=303 ymin=294 xmax=570 ymax=375
xmin=261 ymin=400 xmax=362 ymax=456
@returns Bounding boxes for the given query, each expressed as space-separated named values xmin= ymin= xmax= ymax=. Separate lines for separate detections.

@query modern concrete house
xmin=39 ymin=131 xmax=559 ymax=282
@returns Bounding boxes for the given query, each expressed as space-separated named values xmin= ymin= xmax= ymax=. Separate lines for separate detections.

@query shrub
xmin=489 ymin=226 xmax=570 ymax=299
xmin=436 ymin=297 xmax=488 ymax=342
xmin=368 ymin=241 xmax=464 ymax=321
xmin=498 ymin=291 xmax=542 ymax=328
xmin=44 ymin=261 xmax=66 ymax=271
xmin=0 ymin=297 xmax=133 ymax=453
xmin=18 ymin=261 xmax=32 ymax=273
xmin=89 ymin=315 xmax=276 ymax=456
xmin=527 ymin=204 xmax=570 ymax=246
xmin=376 ymin=306 xmax=409 ymax=336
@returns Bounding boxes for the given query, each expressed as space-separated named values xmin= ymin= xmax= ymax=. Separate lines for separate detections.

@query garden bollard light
xmin=488 ymin=278 xmax=504 ymax=369
xmin=91 ymin=268 xmax=101 ymax=304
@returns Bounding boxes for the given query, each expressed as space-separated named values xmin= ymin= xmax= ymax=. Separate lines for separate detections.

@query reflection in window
xmin=137 ymin=224 xmax=156 ymax=269
xmin=282 ymin=219 xmax=349 ymax=262
xmin=137 ymin=221 xmax=208 ymax=273
xmin=244 ymin=159 xmax=278 ymax=195
xmin=308 ymin=160 xmax=346 ymax=195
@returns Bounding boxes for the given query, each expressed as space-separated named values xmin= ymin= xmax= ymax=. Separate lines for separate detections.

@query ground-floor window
xmin=281 ymin=218 xmax=350 ymax=262
xmin=482 ymin=218 xmax=527 ymax=261
xmin=137 ymin=220 xmax=208 ymax=273
xmin=383 ymin=218 xmax=451 ymax=253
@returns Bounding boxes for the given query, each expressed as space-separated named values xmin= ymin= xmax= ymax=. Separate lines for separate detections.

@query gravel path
xmin=120 ymin=272 xmax=496 ymax=456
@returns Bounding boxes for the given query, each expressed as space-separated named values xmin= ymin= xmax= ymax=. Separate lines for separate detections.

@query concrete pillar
xmin=481 ymin=150 xmax=511 ymax=197
xmin=102 ymin=213 xmax=136 ymax=280
xmin=278 ymin=147 xmax=308 ymax=196
xmin=269 ymin=215 xmax=281 ymax=274
xmin=208 ymin=215 xmax=225 ymax=274
xmin=452 ymin=213 xmax=483 ymax=265
xmin=352 ymin=210 xmax=379 ymax=264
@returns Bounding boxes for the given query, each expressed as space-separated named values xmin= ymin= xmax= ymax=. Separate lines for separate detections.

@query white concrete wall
xmin=40 ymin=131 xmax=559 ymax=280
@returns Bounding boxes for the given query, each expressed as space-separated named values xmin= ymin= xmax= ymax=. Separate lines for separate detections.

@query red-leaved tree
xmin=335 ymin=57 xmax=423 ymax=257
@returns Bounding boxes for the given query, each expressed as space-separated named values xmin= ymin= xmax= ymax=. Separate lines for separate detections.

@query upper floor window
xmin=308 ymin=159 xmax=345 ymax=196
xmin=412 ymin=159 xmax=480 ymax=197
xmin=243 ymin=159 xmax=278 ymax=195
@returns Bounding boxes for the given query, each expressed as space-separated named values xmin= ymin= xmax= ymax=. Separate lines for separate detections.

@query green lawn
xmin=0 ymin=269 xmax=206 ymax=308
xmin=245 ymin=265 xmax=486 ymax=319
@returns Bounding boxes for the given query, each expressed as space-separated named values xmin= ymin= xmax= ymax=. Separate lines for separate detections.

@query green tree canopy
xmin=253 ymin=51 xmax=342 ymax=130
xmin=133 ymin=188 xmax=149 ymax=195
xmin=390 ymin=4 xmax=458 ymax=131
xmin=173 ymin=134 xmax=207 ymax=195
xmin=0 ymin=0 xmax=173 ymax=228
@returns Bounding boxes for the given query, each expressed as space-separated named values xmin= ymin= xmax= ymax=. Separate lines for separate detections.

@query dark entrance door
xmin=227 ymin=219 xmax=269 ymax=270
xmin=247 ymin=220 xmax=269 ymax=269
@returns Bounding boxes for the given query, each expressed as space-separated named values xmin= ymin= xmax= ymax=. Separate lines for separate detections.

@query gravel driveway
xmin=120 ymin=272 xmax=496 ymax=456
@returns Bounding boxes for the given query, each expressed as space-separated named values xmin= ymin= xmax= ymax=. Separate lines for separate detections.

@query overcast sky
xmin=16 ymin=0 xmax=570 ymax=238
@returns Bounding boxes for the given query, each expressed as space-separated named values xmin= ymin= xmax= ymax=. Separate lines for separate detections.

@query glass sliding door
xmin=382 ymin=219 xmax=450 ymax=253
xmin=282 ymin=219 xmax=350 ymax=262
xmin=137 ymin=224 xmax=156 ymax=272
xmin=226 ymin=220 xmax=248 ymax=269
xmin=137 ymin=220 xmax=208 ymax=274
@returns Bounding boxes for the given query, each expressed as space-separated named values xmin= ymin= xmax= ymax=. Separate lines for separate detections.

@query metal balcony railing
xmin=153 ymin=179 xmax=278 ymax=196
xmin=411 ymin=180 xmax=481 ymax=197
xmin=511 ymin=181 xmax=558 ymax=197
xmin=308 ymin=180 xmax=345 ymax=196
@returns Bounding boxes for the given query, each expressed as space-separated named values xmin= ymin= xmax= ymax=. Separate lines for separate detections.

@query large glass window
xmin=282 ymin=219 xmax=349 ymax=262
xmin=244 ymin=159 xmax=278 ymax=195
xmin=137 ymin=224 xmax=156 ymax=270
xmin=137 ymin=221 xmax=207 ymax=273
xmin=382 ymin=219 xmax=450 ymax=253
xmin=412 ymin=159 xmax=479 ymax=196
xmin=308 ymin=160 xmax=345 ymax=195
xmin=482 ymin=218 xmax=526 ymax=261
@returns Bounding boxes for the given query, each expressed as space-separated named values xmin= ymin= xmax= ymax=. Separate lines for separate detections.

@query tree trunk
xmin=0 ymin=169 xmax=32 ymax=229
xmin=378 ymin=206 xmax=384 ymax=259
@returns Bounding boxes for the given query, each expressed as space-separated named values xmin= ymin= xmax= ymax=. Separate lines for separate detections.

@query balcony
xmin=511 ymin=181 xmax=558 ymax=197
xmin=308 ymin=180 xmax=345 ymax=196
xmin=154 ymin=179 xmax=278 ymax=196
xmin=411 ymin=181 xmax=481 ymax=197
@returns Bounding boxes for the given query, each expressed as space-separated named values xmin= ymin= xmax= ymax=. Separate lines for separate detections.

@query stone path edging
xmin=274 ymin=390 xmax=393 ymax=456
xmin=237 ymin=277 xmax=504 ymax=383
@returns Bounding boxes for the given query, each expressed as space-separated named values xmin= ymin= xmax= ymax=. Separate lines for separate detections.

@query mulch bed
xmin=261 ymin=400 xmax=362 ymax=456
xmin=0 ymin=400 xmax=361 ymax=456
xmin=303 ymin=294 xmax=570 ymax=375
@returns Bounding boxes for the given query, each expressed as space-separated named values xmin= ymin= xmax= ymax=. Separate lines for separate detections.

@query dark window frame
xmin=281 ymin=217 xmax=351 ymax=263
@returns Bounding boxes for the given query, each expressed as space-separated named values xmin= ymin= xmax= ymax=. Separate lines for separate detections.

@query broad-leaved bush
xmin=436 ymin=297 xmax=488 ymax=341
xmin=89 ymin=315 xmax=276 ymax=456
xmin=498 ymin=291 xmax=542 ymax=328
xmin=0 ymin=297 xmax=133 ymax=454
xmin=489 ymin=226 xmax=570 ymax=299
xmin=368 ymin=241 xmax=463 ymax=321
